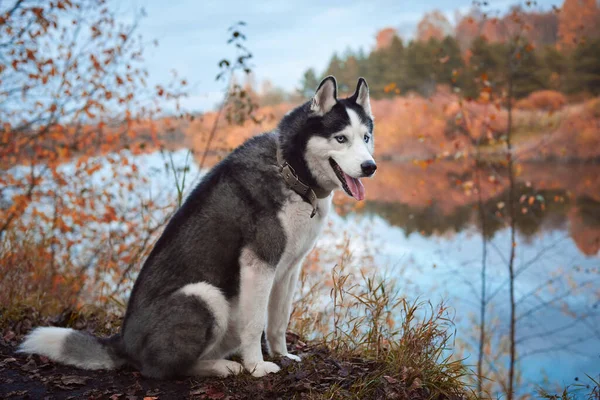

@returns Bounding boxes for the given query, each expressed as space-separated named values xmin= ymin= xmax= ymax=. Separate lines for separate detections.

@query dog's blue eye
xmin=364 ymin=134 xmax=370 ymax=143
xmin=335 ymin=136 xmax=347 ymax=144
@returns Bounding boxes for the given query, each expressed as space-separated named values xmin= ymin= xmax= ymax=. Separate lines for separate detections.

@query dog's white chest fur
xmin=277 ymin=194 xmax=331 ymax=266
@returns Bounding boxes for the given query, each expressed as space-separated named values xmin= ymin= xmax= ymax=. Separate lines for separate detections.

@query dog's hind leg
xmin=130 ymin=282 xmax=231 ymax=379
xmin=188 ymin=359 xmax=244 ymax=377
xmin=178 ymin=281 xmax=230 ymax=357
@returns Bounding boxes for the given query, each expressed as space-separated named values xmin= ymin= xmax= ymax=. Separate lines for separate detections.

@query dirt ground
xmin=1 ymin=338 xmax=389 ymax=400
xmin=0 ymin=308 xmax=449 ymax=400
xmin=1 ymin=330 xmax=406 ymax=399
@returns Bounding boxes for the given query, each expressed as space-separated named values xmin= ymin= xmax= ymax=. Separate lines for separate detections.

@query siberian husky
xmin=19 ymin=76 xmax=377 ymax=378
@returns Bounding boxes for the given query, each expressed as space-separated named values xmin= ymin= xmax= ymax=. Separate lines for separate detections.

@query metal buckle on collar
xmin=278 ymin=161 xmax=287 ymax=173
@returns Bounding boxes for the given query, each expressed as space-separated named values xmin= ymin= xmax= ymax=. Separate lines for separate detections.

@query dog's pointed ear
xmin=350 ymin=77 xmax=372 ymax=117
xmin=311 ymin=76 xmax=338 ymax=115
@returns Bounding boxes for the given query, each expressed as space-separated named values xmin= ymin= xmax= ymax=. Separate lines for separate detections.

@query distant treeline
xmin=298 ymin=2 xmax=600 ymax=100
xmin=299 ymin=35 xmax=600 ymax=100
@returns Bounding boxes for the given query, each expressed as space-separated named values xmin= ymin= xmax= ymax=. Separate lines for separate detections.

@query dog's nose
xmin=361 ymin=160 xmax=377 ymax=176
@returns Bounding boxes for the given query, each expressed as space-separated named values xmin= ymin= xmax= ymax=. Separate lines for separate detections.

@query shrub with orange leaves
xmin=515 ymin=90 xmax=567 ymax=112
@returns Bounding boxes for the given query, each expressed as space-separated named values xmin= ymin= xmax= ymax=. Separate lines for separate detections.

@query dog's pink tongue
xmin=343 ymin=172 xmax=365 ymax=201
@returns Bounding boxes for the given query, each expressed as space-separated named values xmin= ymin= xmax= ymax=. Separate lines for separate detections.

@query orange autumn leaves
xmin=0 ymin=0 xmax=186 ymax=310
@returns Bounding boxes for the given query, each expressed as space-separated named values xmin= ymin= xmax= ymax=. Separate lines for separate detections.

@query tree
xmin=455 ymin=9 xmax=483 ymax=51
xmin=558 ymin=0 xmax=600 ymax=50
xmin=527 ymin=11 xmax=559 ymax=47
xmin=355 ymin=48 xmax=370 ymax=78
xmin=512 ymin=42 xmax=547 ymax=98
xmin=0 ymin=0 xmax=187 ymax=305
xmin=337 ymin=49 xmax=360 ymax=93
xmin=416 ymin=10 xmax=453 ymax=42
xmin=434 ymin=36 xmax=465 ymax=88
xmin=375 ymin=27 xmax=398 ymax=50
xmin=382 ymin=36 xmax=406 ymax=95
xmin=324 ymin=53 xmax=344 ymax=78
xmin=569 ymin=38 xmax=600 ymax=95
xmin=540 ymin=45 xmax=567 ymax=90
xmin=298 ymin=68 xmax=320 ymax=99
xmin=465 ymin=36 xmax=507 ymax=98
xmin=404 ymin=40 xmax=437 ymax=96
xmin=364 ymin=48 xmax=392 ymax=98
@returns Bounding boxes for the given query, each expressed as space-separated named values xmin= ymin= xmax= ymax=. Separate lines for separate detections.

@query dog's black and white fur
xmin=19 ymin=76 xmax=376 ymax=378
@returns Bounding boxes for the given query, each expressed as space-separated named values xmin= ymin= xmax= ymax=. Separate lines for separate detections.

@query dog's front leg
xmin=267 ymin=260 xmax=303 ymax=361
xmin=238 ymin=248 xmax=280 ymax=377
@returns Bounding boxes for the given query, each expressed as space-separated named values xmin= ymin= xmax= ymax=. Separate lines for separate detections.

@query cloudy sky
xmin=122 ymin=0 xmax=559 ymax=112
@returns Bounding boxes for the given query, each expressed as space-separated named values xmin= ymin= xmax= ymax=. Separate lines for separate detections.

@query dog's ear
xmin=311 ymin=76 xmax=338 ymax=115
xmin=350 ymin=77 xmax=372 ymax=118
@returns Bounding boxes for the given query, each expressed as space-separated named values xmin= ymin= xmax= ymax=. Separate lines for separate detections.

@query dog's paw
xmin=214 ymin=360 xmax=244 ymax=377
xmin=283 ymin=353 xmax=301 ymax=362
xmin=247 ymin=361 xmax=281 ymax=377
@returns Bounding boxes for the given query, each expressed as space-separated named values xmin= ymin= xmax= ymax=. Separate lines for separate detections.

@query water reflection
xmin=350 ymin=160 xmax=600 ymax=397
xmin=359 ymin=161 xmax=600 ymax=254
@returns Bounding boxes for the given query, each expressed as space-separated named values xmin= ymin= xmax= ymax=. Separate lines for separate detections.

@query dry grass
xmin=283 ymin=238 xmax=473 ymax=399
xmin=537 ymin=374 xmax=600 ymax=400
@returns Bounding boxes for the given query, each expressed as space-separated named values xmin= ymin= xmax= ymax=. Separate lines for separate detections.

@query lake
xmin=352 ymin=159 xmax=600 ymax=396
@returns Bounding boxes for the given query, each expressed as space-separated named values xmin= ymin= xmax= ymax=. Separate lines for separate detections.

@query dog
xmin=19 ymin=76 xmax=377 ymax=378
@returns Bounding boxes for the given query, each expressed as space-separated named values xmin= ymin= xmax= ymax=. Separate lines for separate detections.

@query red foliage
xmin=416 ymin=11 xmax=453 ymax=42
xmin=515 ymin=90 xmax=567 ymax=111
xmin=0 ymin=0 xmax=186 ymax=308
xmin=455 ymin=8 xmax=560 ymax=49
xmin=375 ymin=28 xmax=398 ymax=50
xmin=558 ymin=0 xmax=600 ymax=49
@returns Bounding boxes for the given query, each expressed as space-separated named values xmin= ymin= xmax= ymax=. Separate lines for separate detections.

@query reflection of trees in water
xmin=359 ymin=185 xmax=596 ymax=240
xmin=357 ymin=201 xmax=471 ymax=237
xmin=577 ymin=196 xmax=600 ymax=227
xmin=360 ymin=185 xmax=600 ymax=397
xmin=360 ymin=173 xmax=600 ymax=397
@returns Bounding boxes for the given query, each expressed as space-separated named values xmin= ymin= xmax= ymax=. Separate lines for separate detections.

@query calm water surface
xmin=349 ymin=160 xmax=600 ymax=396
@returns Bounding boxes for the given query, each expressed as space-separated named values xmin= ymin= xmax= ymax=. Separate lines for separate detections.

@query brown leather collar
xmin=276 ymin=146 xmax=331 ymax=218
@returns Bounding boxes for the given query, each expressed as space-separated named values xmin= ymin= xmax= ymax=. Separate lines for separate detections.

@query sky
xmin=119 ymin=0 xmax=560 ymax=113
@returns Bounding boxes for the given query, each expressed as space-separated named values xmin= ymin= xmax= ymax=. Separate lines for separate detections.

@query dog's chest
xmin=277 ymin=195 xmax=331 ymax=264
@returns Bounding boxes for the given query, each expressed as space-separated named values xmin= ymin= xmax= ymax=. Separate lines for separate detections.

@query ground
xmin=0 ymin=339 xmax=354 ymax=400
xmin=0 ymin=308 xmax=446 ymax=400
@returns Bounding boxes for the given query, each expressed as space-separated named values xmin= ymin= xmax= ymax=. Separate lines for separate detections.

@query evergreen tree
xmin=383 ymin=36 xmax=406 ymax=95
xmin=324 ymin=53 xmax=345 ymax=83
xmin=298 ymin=68 xmax=320 ymax=99
xmin=364 ymin=49 xmax=391 ymax=98
xmin=338 ymin=48 xmax=360 ymax=94
xmin=569 ymin=38 xmax=600 ymax=95
xmin=540 ymin=45 xmax=567 ymax=91
xmin=512 ymin=42 xmax=547 ymax=98
xmin=355 ymin=48 xmax=369 ymax=77
xmin=405 ymin=39 xmax=437 ymax=96
xmin=466 ymin=37 xmax=507 ymax=98
xmin=435 ymin=36 xmax=465 ymax=88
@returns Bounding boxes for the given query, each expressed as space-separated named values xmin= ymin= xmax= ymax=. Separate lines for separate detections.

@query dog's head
xmin=303 ymin=76 xmax=376 ymax=201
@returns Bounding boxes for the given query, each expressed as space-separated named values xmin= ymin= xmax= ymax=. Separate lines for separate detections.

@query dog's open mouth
xmin=329 ymin=158 xmax=365 ymax=201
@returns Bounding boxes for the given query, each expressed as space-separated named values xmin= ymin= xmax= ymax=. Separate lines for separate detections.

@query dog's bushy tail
xmin=18 ymin=327 xmax=125 ymax=370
